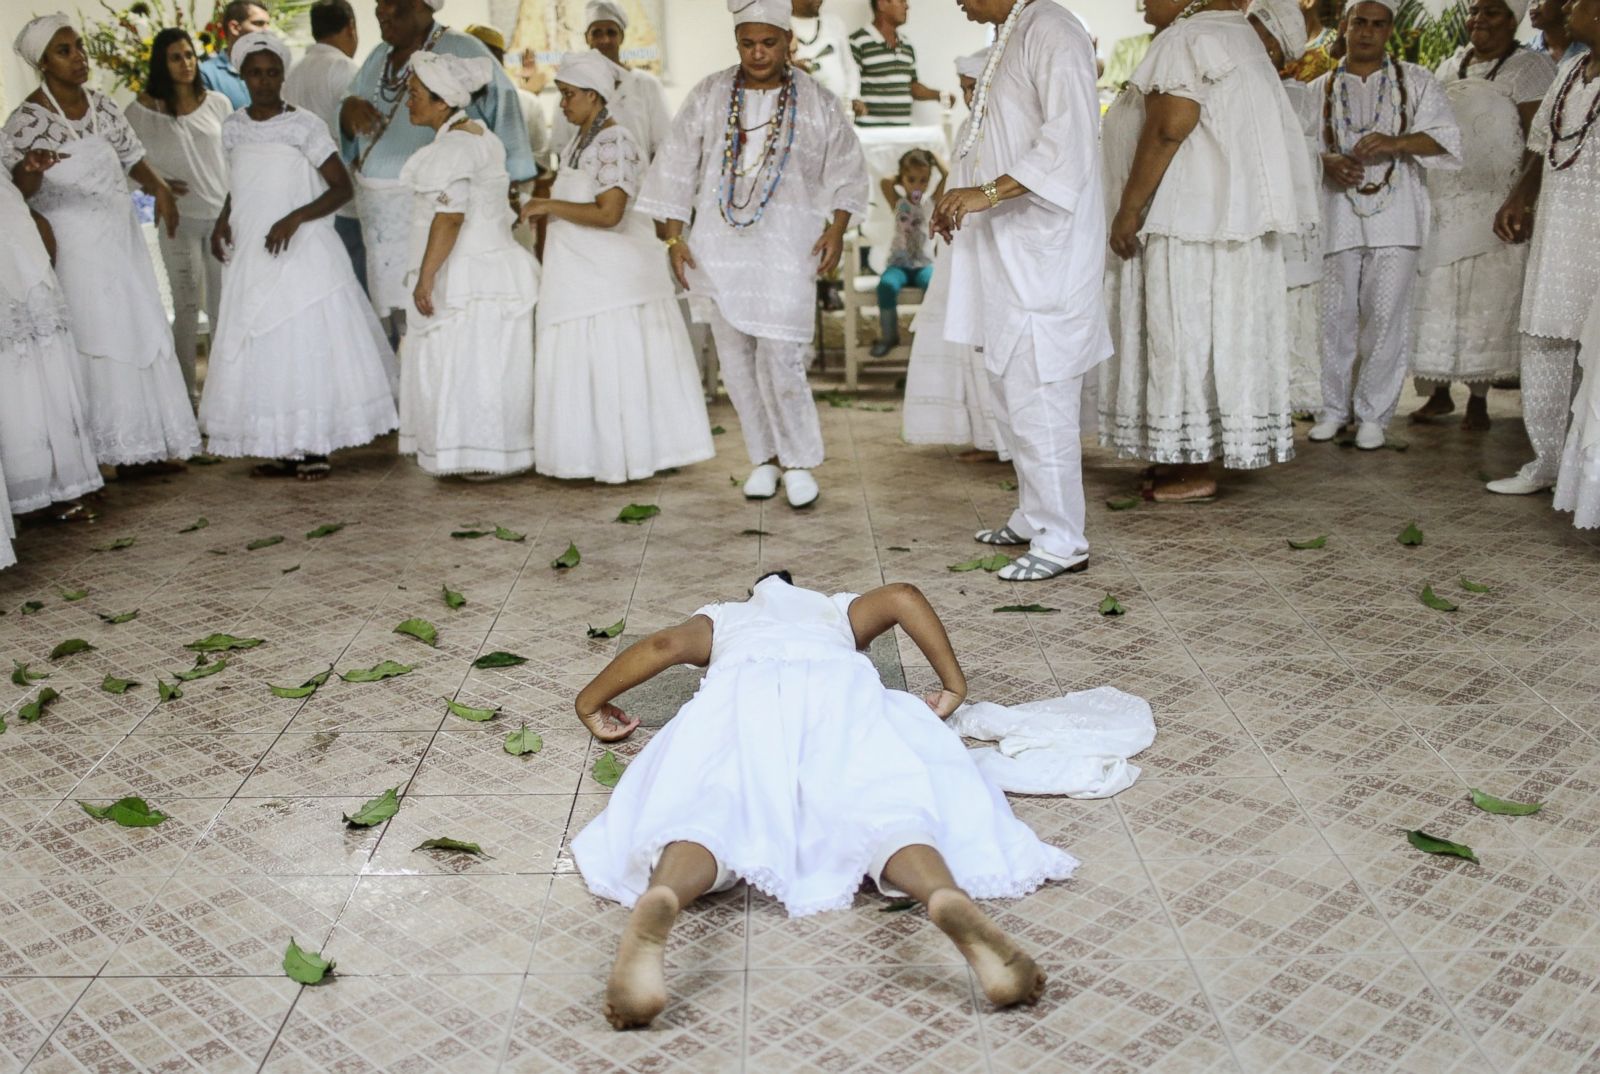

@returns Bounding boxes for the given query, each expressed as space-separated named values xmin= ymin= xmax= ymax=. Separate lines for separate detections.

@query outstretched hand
xmin=579 ymin=703 xmax=640 ymax=742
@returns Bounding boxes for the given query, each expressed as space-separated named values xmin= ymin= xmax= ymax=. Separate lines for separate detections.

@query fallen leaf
xmin=208 ymin=549 xmax=228 ymax=556
xmin=100 ymin=537 xmax=136 ymax=551
xmin=1475 ymin=470 xmax=1493 ymax=483
xmin=740 ymin=528 xmax=767 ymax=537
xmin=282 ymin=564 xmax=301 ymax=574
xmin=189 ymin=453 xmax=223 ymax=465
xmin=185 ymin=633 xmax=264 ymax=652
xmin=57 ymin=587 xmax=87 ymax=601
xmin=1469 ymin=788 xmax=1542 ymax=816
xmin=998 ymin=479 xmax=1017 ymax=491
xmin=592 ymin=750 xmax=626 ymax=787
xmin=100 ymin=674 xmax=140 ymax=695
xmin=994 ymin=604 xmax=1059 ymax=614
xmin=1105 ymin=496 xmax=1140 ymax=511
xmin=587 ymin=619 xmax=626 ymax=639
xmin=393 ymin=618 xmax=438 ymax=647
xmin=12 ymin=661 xmax=48 ymax=686
xmin=1420 ymin=584 xmax=1458 ymax=612
xmin=173 ymin=655 xmax=227 ymax=682
xmin=817 ymin=391 xmax=854 ymax=408
xmin=887 ymin=546 xmax=911 ymax=552
xmin=551 ymin=543 xmax=580 ymax=569
xmin=1098 ymin=594 xmax=1127 ymax=616
xmin=158 ymin=679 xmax=182 ymax=702
xmin=728 ymin=476 xmax=738 ymax=486
xmin=489 ymin=525 xmax=524 ymax=543
xmin=1397 ymin=522 xmax=1425 ymax=546
xmin=504 ymin=723 xmax=543 ymax=756
xmin=97 ymin=610 xmax=139 ymax=624
xmin=1405 ymin=828 xmax=1478 ymax=863
xmin=442 ymin=585 xmax=466 ymax=609
xmin=472 ymin=651 xmax=527 ymax=670
xmin=1287 ymin=535 xmax=1328 ymax=550
xmin=949 ymin=554 xmax=1010 ymax=573
xmin=268 ymin=667 xmax=333 ymax=699
xmin=49 ymin=638 xmax=94 ymax=660
xmin=19 ymin=687 xmax=59 ymax=721
xmin=78 ymin=796 xmax=168 ymax=827
xmin=414 ymin=836 xmax=484 ymax=855
xmin=178 ymin=517 xmax=209 ymax=533
xmin=616 ymin=503 xmax=661 ymax=524
xmin=1387 ymin=438 xmax=1409 ymax=452
xmin=20 ymin=600 xmax=44 ymax=614
xmin=282 ymin=938 xmax=334 ymax=984
xmin=1459 ymin=577 xmax=1491 ymax=593
xmin=340 ymin=660 xmax=413 ymax=683
xmin=342 ymin=786 xmax=400 ymax=827
xmin=305 ymin=522 xmax=347 ymax=539
xmin=879 ymin=899 xmax=917 ymax=913
xmin=711 ymin=425 xmax=726 ymax=435
xmin=444 ymin=697 xmax=499 ymax=722
xmin=450 ymin=528 xmax=492 ymax=539
xmin=246 ymin=535 xmax=284 ymax=550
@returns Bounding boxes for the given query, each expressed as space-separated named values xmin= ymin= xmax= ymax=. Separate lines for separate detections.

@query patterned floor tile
xmin=1398 ymin=706 xmax=1600 ymax=772
xmin=365 ymin=792 xmax=580 ymax=875
xmin=72 ymin=733 xmax=274 ymax=799
xmin=1005 ymin=794 xmax=1141 ymax=864
xmin=408 ymin=728 xmax=591 ymax=796
xmin=237 ymin=731 xmax=433 ymax=797
xmin=1415 ymin=947 xmax=1600 ymax=1073
xmin=1348 ymin=651 xmax=1547 ymax=708
xmin=322 ymin=875 xmax=545 ymax=974
xmin=533 ymin=875 xmax=746 ymax=974
xmin=1236 ymin=709 xmax=1449 ymax=777
xmin=7 ymin=798 xmax=227 ymax=878
xmin=0 ymin=737 xmax=113 ymax=801
xmin=1116 ymin=777 xmax=1324 ymax=859
xmin=1286 ymin=773 xmax=1526 ymax=854
xmin=1205 ymin=656 xmax=1382 ymax=715
xmin=183 ymin=797 xmax=382 ymax=875
xmin=0 ymin=878 xmax=163 ymax=976
xmin=0 ymin=978 xmax=88 ymax=1074
xmin=1121 ymin=709 xmax=1275 ymax=778
xmin=982 ymin=858 xmax=1185 ymax=963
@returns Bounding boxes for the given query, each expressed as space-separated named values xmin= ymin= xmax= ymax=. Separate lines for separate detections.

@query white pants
xmin=155 ymin=213 xmax=221 ymax=406
xmin=987 ymin=341 xmax=1088 ymax=563
xmin=706 ymin=306 xmax=825 ymax=469
xmin=1516 ymin=334 xmax=1581 ymax=484
xmin=1319 ymin=246 xmax=1420 ymax=427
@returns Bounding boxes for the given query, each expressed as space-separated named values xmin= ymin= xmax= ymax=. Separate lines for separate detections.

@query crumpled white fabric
xmin=947 ymin=686 xmax=1155 ymax=798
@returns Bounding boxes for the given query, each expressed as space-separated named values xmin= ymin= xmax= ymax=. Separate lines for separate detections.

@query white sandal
xmin=997 ymin=551 xmax=1087 ymax=581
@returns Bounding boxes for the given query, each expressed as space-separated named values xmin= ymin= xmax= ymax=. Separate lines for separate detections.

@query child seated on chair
xmin=872 ymin=148 xmax=945 ymax=358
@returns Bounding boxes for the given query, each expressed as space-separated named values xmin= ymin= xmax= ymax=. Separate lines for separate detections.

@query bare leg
xmin=605 ymin=841 xmax=719 ymax=1030
xmin=880 ymin=844 xmax=1045 ymax=1008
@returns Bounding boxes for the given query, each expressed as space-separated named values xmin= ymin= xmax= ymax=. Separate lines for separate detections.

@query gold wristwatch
xmin=663 ymin=235 xmax=684 ymax=249
xmin=981 ymin=180 xmax=1001 ymax=207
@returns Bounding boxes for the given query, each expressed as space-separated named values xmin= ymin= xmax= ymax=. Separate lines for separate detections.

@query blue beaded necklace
xmin=718 ymin=65 xmax=798 ymax=230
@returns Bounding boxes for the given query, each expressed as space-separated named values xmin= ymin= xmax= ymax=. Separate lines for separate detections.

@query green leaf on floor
xmin=1469 ymin=788 xmax=1542 ymax=816
xmin=998 ymin=480 xmax=1017 ymax=491
xmin=711 ymin=425 xmax=726 ymax=435
xmin=949 ymin=554 xmax=1011 ymax=573
xmin=173 ymin=655 xmax=228 ymax=682
xmin=1098 ymin=594 xmax=1127 ymax=617
xmin=282 ymin=938 xmax=334 ymax=984
xmin=1397 ymin=522 xmax=1425 ymax=546
xmin=879 ymin=899 xmax=917 ymax=913
xmin=1419 ymin=584 xmax=1458 ymax=612
xmin=246 ymin=535 xmax=284 ymax=550
xmin=57 ymin=587 xmax=87 ymax=602
xmin=189 ymin=453 xmax=224 ymax=465
xmin=493 ymin=525 xmax=526 ymax=542
xmin=587 ymin=619 xmax=626 ymax=639
xmin=178 ymin=517 xmax=209 ymax=533
xmin=20 ymin=600 xmax=44 ymax=614
xmin=97 ymin=610 xmax=139 ymax=624
xmin=451 ymin=528 xmax=492 ymax=539
xmin=1105 ymin=497 xmax=1141 ymax=511
xmin=1291 ymin=410 xmax=1315 ymax=422
xmin=1387 ymin=438 xmax=1409 ymax=452
xmin=100 ymin=674 xmax=140 ymax=695
xmin=49 ymin=638 xmax=93 ymax=660
xmin=887 ymin=546 xmax=911 ymax=552
xmin=414 ymin=836 xmax=484 ymax=855
xmin=1476 ymin=470 xmax=1493 ymax=483
xmin=504 ymin=723 xmax=543 ymax=756
xmin=858 ymin=404 xmax=897 ymax=413
xmin=551 ymin=543 xmax=581 ymax=570
xmin=616 ymin=504 xmax=661 ymax=525
xmin=19 ymin=687 xmax=59 ymax=722
xmin=394 ymin=618 xmax=438 ymax=647
xmin=340 ymin=660 xmax=413 ymax=683
xmin=444 ymin=697 xmax=499 ymax=722
xmin=208 ymin=549 xmax=229 ymax=556
xmin=472 ymin=651 xmax=527 ymax=670
xmin=268 ymin=667 xmax=333 ymax=700
xmin=282 ymin=564 xmax=300 ymax=574
xmin=994 ymin=604 xmax=1059 ymax=614
xmin=740 ymin=529 xmax=767 ymax=537
xmin=100 ymin=537 xmax=136 ymax=552
xmin=305 ymin=522 xmax=347 ymax=539
xmin=442 ymin=585 xmax=467 ymax=609
xmin=817 ymin=392 xmax=854 ymax=408
xmin=592 ymin=750 xmax=626 ymax=787
xmin=728 ymin=476 xmax=739 ymax=486
xmin=1287 ymin=535 xmax=1328 ymax=550
xmin=1459 ymin=577 xmax=1491 ymax=593
xmin=157 ymin=679 xmax=182 ymax=702
xmin=1405 ymin=829 xmax=1478 ymax=863
xmin=342 ymin=786 xmax=400 ymax=827
xmin=78 ymin=796 xmax=168 ymax=827
xmin=11 ymin=661 xmax=48 ymax=686
xmin=185 ymin=633 xmax=264 ymax=652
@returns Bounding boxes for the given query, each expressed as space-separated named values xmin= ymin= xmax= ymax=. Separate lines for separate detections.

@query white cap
xmin=411 ymin=50 xmax=497 ymax=107
xmin=230 ymin=29 xmax=291 ymax=71
xmin=1249 ymin=0 xmax=1309 ymax=58
xmin=1343 ymin=0 xmax=1397 ymax=16
xmin=584 ymin=0 xmax=628 ymax=30
xmin=554 ymin=49 xmax=620 ymax=103
xmin=728 ymin=0 xmax=791 ymax=31
xmin=13 ymin=13 xmax=73 ymax=72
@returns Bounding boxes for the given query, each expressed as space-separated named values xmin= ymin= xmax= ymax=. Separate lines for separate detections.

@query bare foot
xmin=1409 ymin=390 xmax=1455 ymax=422
xmin=605 ymin=885 xmax=678 ymax=1029
xmin=927 ymin=888 xmax=1045 ymax=1008
xmin=1149 ymin=475 xmax=1217 ymax=503
xmin=1461 ymin=397 xmax=1490 ymax=431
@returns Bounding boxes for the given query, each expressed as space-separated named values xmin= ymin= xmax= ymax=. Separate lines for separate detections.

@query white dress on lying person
xmin=0 ymin=133 xmax=102 ymax=514
xmin=398 ymin=117 xmax=539 ymax=476
xmin=1 ymin=94 xmax=199 ymax=466
xmin=200 ymin=108 xmax=398 ymax=458
xmin=571 ymin=577 xmax=1089 ymax=918
xmin=535 ymin=124 xmax=714 ymax=483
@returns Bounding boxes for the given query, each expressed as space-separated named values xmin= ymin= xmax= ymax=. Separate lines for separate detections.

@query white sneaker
xmin=1354 ymin=422 xmax=1386 ymax=450
xmin=782 ymin=468 xmax=819 ymax=508
xmin=1308 ymin=420 xmax=1344 ymax=442
xmin=742 ymin=464 xmax=782 ymax=499
xmin=1486 ymin=471 xmax=1554 ymax=495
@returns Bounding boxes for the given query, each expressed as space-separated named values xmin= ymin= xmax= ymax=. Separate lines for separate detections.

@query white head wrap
xmin=230 ymin=29 xmax=291 ymax=71
xmin=422 ymin=0 xmax=446 ymax=9
xmin=1501 ymin=0 xmax=1532 ymax=22
xmin=728 ymin=0 xmax=791 ymax=31
xmin=554 ymin=50 xmax=619 ymax=102
xmin=955 ymin=48 xmax=990 ymax=80
xmin=1343 ymin=0 xmax=1396 ymax=16
xmin=1249 ymin=0 xmax=1309 ymax=58
xmin=584 ymin=0 xmax=629 ymax=30
xmin=13 ymin=13 xmax=74 ymax=72
xmin=411 ymin=50 xmax=497 ymax=107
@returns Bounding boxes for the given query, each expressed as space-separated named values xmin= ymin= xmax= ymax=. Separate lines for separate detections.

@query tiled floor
xmin=2 ymin=386 xmax=1599 ymax=1073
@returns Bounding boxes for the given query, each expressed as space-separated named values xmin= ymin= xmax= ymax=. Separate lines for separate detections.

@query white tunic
xmin=1437 ymin=45 xmax=1558 ymax=106
xmin=636 ymin=66 xmax=869 ymax=344
xmin=125 ymin=91 xmax=232 ymax=221
xmin=550 ymin=66 xmax=672 ymax=162
xmin=944 ymin=0 xmax=1110 ymax=381
xmin=1520 ymin=57 xmax=1600 ymax=340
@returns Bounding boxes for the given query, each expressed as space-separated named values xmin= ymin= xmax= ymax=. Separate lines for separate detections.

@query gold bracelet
xmin=663 ymin=235 xmax=684 ymax=249
xmin=981 ymin=180 xmax=1001 ymax=208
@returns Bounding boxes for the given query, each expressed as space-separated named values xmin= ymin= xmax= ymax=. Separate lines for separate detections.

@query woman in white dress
xmin=4 ymin=14 xmax=200 ymax=471
xmin=525 ymin=52 xmax=713 ymax=484
xmin=0 ymin=133 xmax=103 ymax=522
xmin=201 ymin=33 xmax=398 ymax=480
xmin=127 ymin=27 xmax=233 ymax=407
xmin=397 ymin=51 xmax=539 ymax=478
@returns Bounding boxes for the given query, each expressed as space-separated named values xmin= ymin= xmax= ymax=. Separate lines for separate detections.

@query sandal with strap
xmin=997 ymin=551 xmax=1088 ymax=581
xmin=974 ymin=525 xmax=1029 ymax=546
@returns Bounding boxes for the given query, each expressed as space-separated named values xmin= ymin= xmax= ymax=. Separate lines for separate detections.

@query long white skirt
xmin=1287 ymin=283 xmax=1322 ymax=413
xmin=1099 ymin=235 xmax=1294 ymax=469
xmin=572 ymin=653 xmax=1078 ymax=918
xmin=901 ymin=254 xmax=1008 ymax=456
xmin=534 ymin=298 xmax=714 ymax=484
xmin=1410 ymin=244 xmax=1526 ymax=384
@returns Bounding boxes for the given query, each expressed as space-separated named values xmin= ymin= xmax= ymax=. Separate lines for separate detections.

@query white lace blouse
xmin=572 ymin=124 xmax=643 ymax=200
xmin=2 ymin=92 xmax=144 ymax=171
xmin=220 ymin=106 xmax=337 ymax=166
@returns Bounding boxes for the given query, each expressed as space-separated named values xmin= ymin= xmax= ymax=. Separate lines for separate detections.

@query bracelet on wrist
xmin=663 ymin=235 xmax=684 ymax=249
xmin=981 ymin=180 xmax=1001 ymax=208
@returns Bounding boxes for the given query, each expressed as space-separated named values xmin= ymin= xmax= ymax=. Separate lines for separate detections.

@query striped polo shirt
xmin=849 ymin=24 xmax=918 ymax=126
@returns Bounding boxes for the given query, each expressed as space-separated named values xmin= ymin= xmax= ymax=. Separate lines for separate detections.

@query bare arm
xmin=574 ymin=616 xmax=715 ymax=740
xmin=1494 ymin=149 xmax=1544 ymax=244
xmin=909 ymin=80 xmax=952 ymax=106
xmin=411 ymin=211 xmax=464 ymax=317
xmin=210 ymin=194 xmax=233 ymax=262
xmin=847 ymin=583 xmax=967 ymax=717
xmin=879 ymin=175 xmax=899 ymax=206
xmin=1110 ymin=91 xmax=1200 ymax=260
xmin=519 ymin=186 xmax=628 ymax=229
xmin=1349 ymin=131 xmax=1448 ymax=162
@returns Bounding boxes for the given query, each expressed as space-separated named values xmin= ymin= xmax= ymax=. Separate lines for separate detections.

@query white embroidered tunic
xmin=1521 ymin=57 xmax=1600 ymax=340
xmin=1437 ymin=45 xmax=1558 ymax=106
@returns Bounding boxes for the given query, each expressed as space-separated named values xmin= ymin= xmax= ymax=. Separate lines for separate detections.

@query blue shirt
xmin=1530 ymin=32 xmax=1590 ymax=63
xmin=198 ymin=50 xmax=250 ymax=109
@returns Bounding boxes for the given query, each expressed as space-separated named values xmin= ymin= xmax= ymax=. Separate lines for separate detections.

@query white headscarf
xmin=728 ymin=0 xmax=792 ymax=31
xmin=230 ymin=29 xmax=291 ymax=72
xmin=1502 ymin=0 xmax=1532 ymax=22
xmin=1343 ymin=0 xmax=1396 ymax=15
xmin=411 ymin=50 xmax=497 ymax=107
xmin=584 ymin=0 xmax=629 ymax=30
xmin=13 ymin=13 xmax=74 ymax=72
xmin=955 ymin=48 xmax=990 ymax=80
xmin=422 ymin=0 xmax=446 ymax=9
xmin=554 ymin=50 xmax=619 ymax=103
xmin=1249 ymin=0 xmax=1309 ymax=58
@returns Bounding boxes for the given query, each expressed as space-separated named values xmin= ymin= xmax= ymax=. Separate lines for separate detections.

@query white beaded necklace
xmin=956 ymin=0 xmax=1030 ymax=161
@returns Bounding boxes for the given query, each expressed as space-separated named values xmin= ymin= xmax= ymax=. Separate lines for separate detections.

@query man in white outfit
xmin=934 ymin=0 xmax=1110 ymax=580
xmin=547 ymin=1 xmax=674 ymax=161
xmin=791 ymin=0 xmax=860 ymax=117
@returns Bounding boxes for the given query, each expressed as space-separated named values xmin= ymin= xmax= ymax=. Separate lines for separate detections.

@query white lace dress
xmin=1520 ymin=59 xmax=1600 ymax=344
xmin=571 ymin=578 xmax=1080 ymax=918
xmin=2 ymin=94 xmax=200 ymax=465
xmin=199 ymin=108 xmax=398 ymax=459
xmin=535 ymin=124 xmax=714 ymax=483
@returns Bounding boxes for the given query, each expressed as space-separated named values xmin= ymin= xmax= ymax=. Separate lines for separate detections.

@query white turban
xmin=411 ymin=50 xmax=497 ymax=107
xmin=230 ymin=29 xmax=291 ymax=71
xmin=955 ymin=48 xmax=990 ymax=80
xmin=1502 ymin=0 xmax=1532 ymax=22
xmin=554 ymin=50 xmax=619 ymax=102
xmin=1249 ymin=0 xmax=1308 ymax=58
xmin=422 ymin=0 xmax=446 ymax=9
xmin=584 ymin=0 xmax=628 ymax=30
xmin=1343 ymin=0 xmax=1396 ymax=15
xmin=13 ymin=13 xmax=74 ymax=72
xmin=728 ymin=0 xmax=791 ymax=31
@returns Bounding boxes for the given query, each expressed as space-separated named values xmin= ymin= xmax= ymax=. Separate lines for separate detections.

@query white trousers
xmin=155 ymin=212 xmax=221 ymax=406
xmin=1516 ymin=334 xmax=1581 ymax=484
xmin=706 ymin=306 xmax=825 ymax=469
xmin=987 ymin=342 xmax=1088 ymax=563
xmin=1319 ymin=246 xmax=1420 ymax=427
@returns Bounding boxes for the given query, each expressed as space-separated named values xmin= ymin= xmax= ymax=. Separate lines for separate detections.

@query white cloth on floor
xmin=948 ymin=687 xmax=1155 ymax=797
xmin=571 ymin=577 xmax=1082 ymax=917
xmin=706 ymin=306 xmax=824 ymax=469
xmin=399 ymin=116 xmax=538 ymax=476
xmin=201 ymin=109 xmax=398 ymax=459
xmin=1553 ymin=299 xmax=1600 ymax=527
xmin=1319 ymin=245 xmax=1420 ymax=426
xmin=1520 ymin=58 xmax=1600 ymax=342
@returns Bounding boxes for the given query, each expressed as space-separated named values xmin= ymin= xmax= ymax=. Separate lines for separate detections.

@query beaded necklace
xmin=956 ymin=0 xmax=1030 ymax=161
xmin=1546 ymin=58 xmax=1600 ymax=171
xmin=567 ymin=105 xmax=611 ymax=169
xmin=379 ymin=23 xmax=445 ymax=105
xmin=717 ymin=65 xmax=798 ymax=229
xmin=1457 ymin=43 xmax=1518 ymax=82
xmin=1323 ymin=55 xmax=1410 ymax=213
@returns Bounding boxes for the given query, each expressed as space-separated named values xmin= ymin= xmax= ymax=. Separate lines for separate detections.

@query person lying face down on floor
xmin=566 ymin=570 xmax=1076 ymax=1030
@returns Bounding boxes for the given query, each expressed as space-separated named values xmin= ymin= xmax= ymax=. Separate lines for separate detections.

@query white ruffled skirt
xmin=1287 ymin=282 xmax=1322 ymax=413
xmin=1410 ymin=244 xmax=1526 ymax=384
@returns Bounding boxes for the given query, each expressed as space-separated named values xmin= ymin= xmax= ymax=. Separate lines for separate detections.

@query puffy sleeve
xmin=407 ymin=136 xmax=475 ymax=212
xmin=1007 ymin=14 xmax=1101 ymax=215
xmin=635 ymin=74 xmax=716 ymax=222
xmin=813 ymin=81 xmax=870 ymax=219
xmin=294 ymin=110 xmax=339 ymax=166
xmin=1506 ymin=49 xmax=1558 ymax=106
xmin=1405 ymin=64 xmax=1463 ymax=170
xmin=97 ymin=94 xmax=146 ymax=170
xmin=690 ymin=602 xmax=723 ymax=632
xmin=586 ymin=126 xmax=643 ymax=199
xmin=1128 ymin=21 xmax=1237 ymax=103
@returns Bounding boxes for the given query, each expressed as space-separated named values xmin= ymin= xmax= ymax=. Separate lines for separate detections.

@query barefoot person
xmin=571 ymin=573 xmax=1084 ymax=1028
xmin=637 ymin=0 xmax=868 ymax=509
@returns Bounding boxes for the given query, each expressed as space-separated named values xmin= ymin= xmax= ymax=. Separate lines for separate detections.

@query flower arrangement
xmin=82 ymin=0 xmax=322 ymax=93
